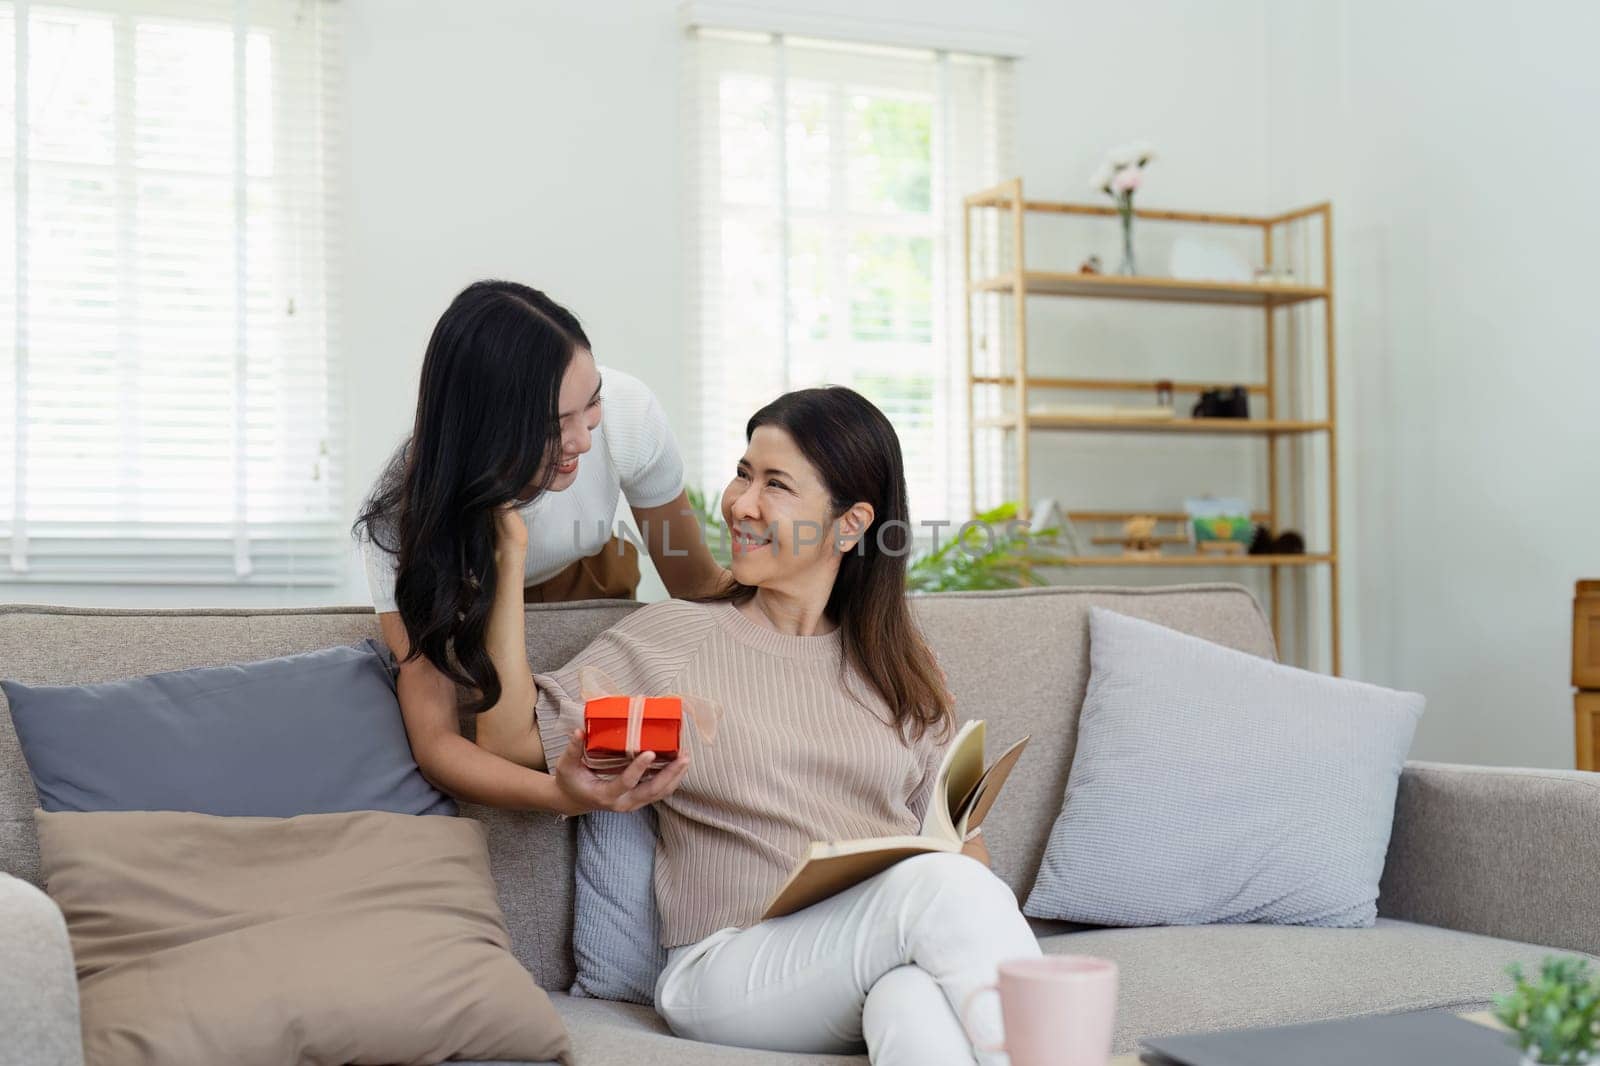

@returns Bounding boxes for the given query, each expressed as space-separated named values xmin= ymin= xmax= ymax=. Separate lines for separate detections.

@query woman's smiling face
xmin=534 ymin=349 xmax=603 ymax=494
xmin=720 ymin=425 xmax=845 ymax=591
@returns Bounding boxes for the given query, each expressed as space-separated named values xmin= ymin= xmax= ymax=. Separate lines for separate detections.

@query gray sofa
xmin=3 ymin=584 xmax=1598 ymax=1066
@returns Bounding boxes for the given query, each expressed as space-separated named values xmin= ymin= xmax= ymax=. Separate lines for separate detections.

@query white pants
xmin=654 ymin=852 xmax=1042 ymax=1066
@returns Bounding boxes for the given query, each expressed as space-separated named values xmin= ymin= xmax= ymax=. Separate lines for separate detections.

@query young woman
xmin=353 ymin=280 xmax=721 ymax=814
xmin=474 ymin=387 xmax=1040 ymax=1065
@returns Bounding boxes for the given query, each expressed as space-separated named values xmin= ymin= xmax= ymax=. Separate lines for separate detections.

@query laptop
xmin=1139 ymin=1009 xmax=1521 ymax=1066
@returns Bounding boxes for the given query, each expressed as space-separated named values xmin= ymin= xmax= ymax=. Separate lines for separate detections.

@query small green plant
xmin=905 ymin=503 xmax=1065 ymax=593
xmin=1494 ymin=956 xmax=1600 ymax=1064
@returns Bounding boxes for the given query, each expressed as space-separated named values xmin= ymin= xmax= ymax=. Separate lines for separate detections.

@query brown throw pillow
xmin=35 ymin=809 xmax=570 ymax=1066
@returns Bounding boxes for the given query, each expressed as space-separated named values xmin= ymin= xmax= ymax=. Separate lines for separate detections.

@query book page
xmin=921 ymin=719 xmax=986 ymax=843
xmin=955 ymin=734 xmax=1029 ymax=834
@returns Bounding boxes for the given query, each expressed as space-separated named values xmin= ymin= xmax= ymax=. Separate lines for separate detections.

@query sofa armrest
xmin=1378 ymin=761 xmax=1600 ymax=957
xmin=0 ymin=875 xmax=83 ymax=1066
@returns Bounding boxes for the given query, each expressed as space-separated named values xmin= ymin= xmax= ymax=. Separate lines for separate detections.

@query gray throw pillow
xmin=1024 ymin=608 xmax=1423 ymax=928
xmin=3 ymin=639 xmax=454 ymax=818
xmin=570 ymin=808 xmax=667 ymax=1004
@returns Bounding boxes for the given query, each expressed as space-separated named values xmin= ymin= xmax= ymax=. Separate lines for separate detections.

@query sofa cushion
xmin=3 ymin=639 xmax=453 ymax=818
xmin=1026 ymin=608 xmax=1423 ymax=927
xmin=1044 ymin=918 xmax=1592 ymax=1055
xmin=569 ymin=809 xmax=667 ymax=1004
xmin=550 ymin=994 xmax=865 ymax=1065
xmin=546 ymin=918 xmax=1585 ymax=1063
xmin=37 ymin=808 xmax=571 ymax=1066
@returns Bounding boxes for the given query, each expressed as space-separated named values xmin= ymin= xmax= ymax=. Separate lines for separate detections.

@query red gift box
xmin=583 ymin=695 xmax=682 ymax=773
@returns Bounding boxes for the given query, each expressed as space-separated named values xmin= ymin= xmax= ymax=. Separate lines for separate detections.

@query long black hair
xmin=708 ymin=387 xmax=953 ymax=741
xmin=354 ymin=280 xmax=590 ymax=713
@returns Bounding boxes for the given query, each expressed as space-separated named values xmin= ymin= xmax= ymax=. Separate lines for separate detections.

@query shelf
xmin=960 ymin=182 xmax=1330 ymax=229
xmin=974 ymin=414 xmax=1331 ymax=435
xmin=1050 ymin=553 xmax=1335 ymax=568
xmin=972 ymin=375 xmax=1269 ymax=396
xmin=970 ymin=271 xmax=1327 ymax=307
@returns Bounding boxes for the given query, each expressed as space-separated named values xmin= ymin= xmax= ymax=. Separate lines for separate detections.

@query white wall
xmin=1267 ymin=0 xmax=1600 ymax=767
xmin=6 ymin=0 xmax=1593 ymax=769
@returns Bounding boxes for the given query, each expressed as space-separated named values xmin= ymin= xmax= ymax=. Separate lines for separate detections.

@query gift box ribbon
xmin=579 ymin=665 xmax=722 ymax=751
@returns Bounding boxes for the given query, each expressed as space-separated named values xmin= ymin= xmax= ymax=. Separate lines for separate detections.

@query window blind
xmin=684 ymin=27 xmax=1013 ymax=527
xmin=1 ymin=0 xmax=341 ymax=584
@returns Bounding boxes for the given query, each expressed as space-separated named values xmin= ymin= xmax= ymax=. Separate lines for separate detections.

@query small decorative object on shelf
xmin=1120 ymin=515 xmax=1162 ymax=559
xmin=1493 ymin=956 xmax=1600 ymax=1066
xmin=1252 ymin=265 xmax=1297 ymax=285
xmin=1192 ymin=386 xmax=1250 ymax=419
xmin=1029 ymin=498 xmax=1084 ymax=555
xmin=1078 ymin=253 xmax=1103 ymax=275
xmin=1249 ymin=526 xmax=1306 ymax=555
xmin=1184 ymin=497 xmax=1254 ymax=554
xmin=1091 ymin=141 xmax=1156 ymax=276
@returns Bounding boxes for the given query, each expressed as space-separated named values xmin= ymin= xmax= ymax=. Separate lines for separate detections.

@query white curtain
xmin=684 ymin=27 xmax=1013 ymax=526
xmin=0 ymin=0 xmax=341 ymax=584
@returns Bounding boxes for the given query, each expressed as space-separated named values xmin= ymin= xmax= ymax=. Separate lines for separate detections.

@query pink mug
xmin=961 ymin=955 xmax=1119 ymax=1066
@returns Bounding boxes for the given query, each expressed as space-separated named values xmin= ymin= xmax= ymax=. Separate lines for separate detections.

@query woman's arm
xmin=380 ymin=610 xmax=578 ymax=812
xmin=471 ymin=506 xmax=691 ymax=811
xmin=471 ymin=511 xmax=546 ymax=768
xmin=633 ymin=489 xmax=728 ymax=598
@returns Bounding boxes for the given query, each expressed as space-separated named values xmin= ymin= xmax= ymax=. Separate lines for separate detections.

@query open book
xmin=760 ymin=720 xmax=1029 ymax=919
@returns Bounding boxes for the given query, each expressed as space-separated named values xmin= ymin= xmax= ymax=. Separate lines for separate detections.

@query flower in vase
xmin=1111 ymin=165 xmax=1143 ymax=194
xmin=1092 ymin=141 xmax=1154 ymax=276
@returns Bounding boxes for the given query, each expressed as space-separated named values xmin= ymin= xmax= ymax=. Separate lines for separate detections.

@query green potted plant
xmin=905 ymin=503 xmax=1065 ymax=593
xmin=1494 ymin=956 xmax=1600 ymax=1065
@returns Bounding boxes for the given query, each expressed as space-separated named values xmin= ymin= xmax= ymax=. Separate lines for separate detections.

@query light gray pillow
xmin=3 ymin=639 xmax=455 ymax=818
xmin=1024 ymin=607 xmax=1423 ymax=928
xmin=570 ymin=808 xmax=666 ymax=1004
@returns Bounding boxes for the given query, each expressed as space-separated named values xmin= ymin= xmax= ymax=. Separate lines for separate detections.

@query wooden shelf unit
xmin=963 ymin=177 xmax=1341 ymax=672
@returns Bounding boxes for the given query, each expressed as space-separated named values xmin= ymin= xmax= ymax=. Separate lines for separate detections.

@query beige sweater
xmin=534 ymin=599 xmax=947 ymax=948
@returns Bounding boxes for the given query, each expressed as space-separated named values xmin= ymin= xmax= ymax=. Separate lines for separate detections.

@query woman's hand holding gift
xmin=552 ymin=727 xmax=690 ymax=814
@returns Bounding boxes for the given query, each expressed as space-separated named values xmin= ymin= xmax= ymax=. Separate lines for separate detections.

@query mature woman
xmin=475 ymin=387 xmax=1040 ymax=1065
xmin=353 ymin=280 xmax=720 ymax=814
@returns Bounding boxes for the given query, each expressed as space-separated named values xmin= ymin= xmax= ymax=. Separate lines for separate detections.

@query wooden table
xmin=1110 ymin=1010 xmax=1502 ymax=1064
